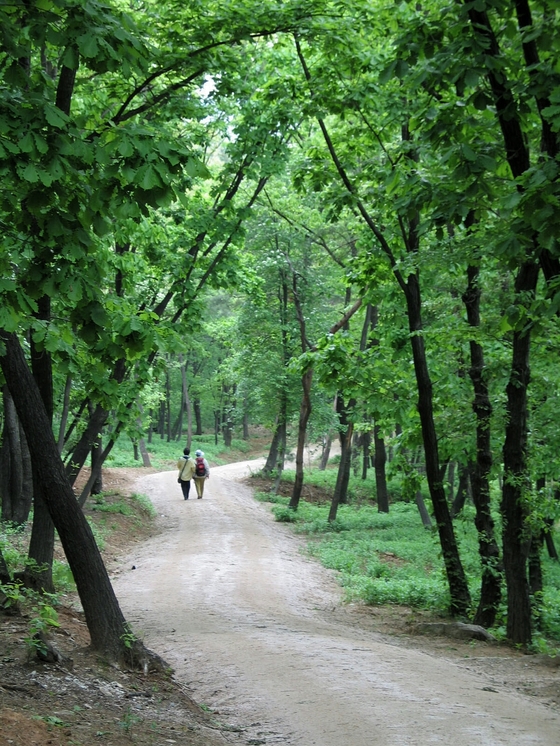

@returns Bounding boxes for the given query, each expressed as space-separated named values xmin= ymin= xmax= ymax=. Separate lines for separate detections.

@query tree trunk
xmin=463 ymin=258 xmax=502 ymax=628
xmin=165 ymin=368 xmax=171 ymax=442
xmin=264 ymin=421 xmax=282 ymax=475
xmin=501 ymin=261 xmax=539 ymax=645
xmin=0 ymin=545 xmax=11 ymax=586
xmin=14 ymin=422 xmax=32 ymax=525
xmin=57 ymin=375 xmax=72 ymax=453
xmin=65 ymin=403 xmax=109 ymax=485
xmin=24 ymin=485 xmax=55 ymax=593
xmin=328 ymin=397 xmax=355 ymax=521
xmin=179 ymin=358 xmax=192 ymax=450
xmin=0 ymin=332 xmax=148 ymax=665
xmin=139 ymin=439 xmax=151 ymax=468
xmin=373 ymin=425 xmax=389 ymax=513
xmin=415 ymin=490 xmax=433 ymax=529
xmin=404 ymin=274 xmax=471 ymax=616
xmin=194 ymin=399 xmax=202 ymax=435
xmin=447 ymin=461 xmax=455 ymax=503
xmin=450 ymin=465 xmax=470 ymax=519
xmin=319 ymin=394 xmax=337 ymax=471
xmin=0 ymin=386 xmax=23 ymax=523
xmin=289 ymin=368 xmax=313 ymax=510
xmin=319 ymin=435 xmax=332 ymax=471
xmin=361 ymin=429 xmax=371 ymax=481
xmin=91 ymin=435 xmax=103 ymax=495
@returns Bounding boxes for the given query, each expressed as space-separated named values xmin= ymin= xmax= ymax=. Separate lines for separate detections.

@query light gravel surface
xmin=112 ymin=460 xmax=560 ymax=745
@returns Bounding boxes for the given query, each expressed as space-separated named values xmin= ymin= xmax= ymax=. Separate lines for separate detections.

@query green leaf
xmin=78 ymin=34 xmax=99 ymax=58
xmin=19 ymin=133 xmax=35 ymax=153
xmin=45 ymin=106 xmax=69 ymax=129
xmin=22 ymin=164 xmax=39 ymax=182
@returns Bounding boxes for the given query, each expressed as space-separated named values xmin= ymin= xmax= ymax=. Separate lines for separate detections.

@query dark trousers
xmin=180 ymin=479 xmax=191 ymax=500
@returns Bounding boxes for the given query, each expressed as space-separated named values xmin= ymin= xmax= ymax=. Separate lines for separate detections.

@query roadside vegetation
xmin=252 ymin=463 xmax=560 ymax=653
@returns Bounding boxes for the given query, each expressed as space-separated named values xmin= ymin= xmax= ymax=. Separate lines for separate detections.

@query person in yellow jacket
xmin=177 ymin=448 xmax=196 ymax=500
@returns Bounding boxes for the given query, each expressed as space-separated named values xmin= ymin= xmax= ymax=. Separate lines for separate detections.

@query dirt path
xmin=112 ymin=461 xmax=560 ymax=745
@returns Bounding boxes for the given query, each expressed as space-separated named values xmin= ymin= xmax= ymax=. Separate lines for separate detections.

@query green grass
xmin=104 ymin=433 xmax=254 ymax=470
xmin=255 ymin=485 xmax=560 ymax=642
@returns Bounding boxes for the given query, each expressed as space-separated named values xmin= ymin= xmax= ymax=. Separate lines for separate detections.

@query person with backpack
xmin=177 ymin=448 xmax=196 ymax=500
xmin=193 ymin=449 xmax=210 ymax=498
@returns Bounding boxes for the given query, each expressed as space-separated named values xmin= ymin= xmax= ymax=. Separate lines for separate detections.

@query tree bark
xmin=289 ymin=368 xmax=313 ymax=510
xmin=328 ymin=396 xmax=355 ymax=521
xmin=57 ymin=375 xmax=72 ymax=453
xmin=0 ymin=545 xmax=11 ymax=586
xmin=373 ymin=425 xmax=389 ymax=513
xmin=404 ymin=273 xmax=471 ymax=616
xmin=194 ymin=399 xmax=202 ymax=435
xmin=415 ymin=490 xmax=433 ymax=529
xmin=0 ymin=332 xmax=147 ymax=665
xmin=450 ymin=464 xmax=470 ymax=519
xmin=0 ymin=386 xmax=23 ymax=523
xmin=463 ymin=258 xmax=502 ymax=628
xmin=501 ymin=261 xmax=539 ymax=645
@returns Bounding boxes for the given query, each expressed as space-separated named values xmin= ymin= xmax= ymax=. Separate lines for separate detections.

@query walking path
xmin=112 ymin=460 xmax=560 ymax=745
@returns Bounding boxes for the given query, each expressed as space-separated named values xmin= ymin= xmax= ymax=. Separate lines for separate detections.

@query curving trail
xmin=112 ymin=460 xmax=560 ymax=745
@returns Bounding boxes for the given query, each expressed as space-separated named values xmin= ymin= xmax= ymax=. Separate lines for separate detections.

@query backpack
xmin=195 ymin=456 xmax=206 ymax=477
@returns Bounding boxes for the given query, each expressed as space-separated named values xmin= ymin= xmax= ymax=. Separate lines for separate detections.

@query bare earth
xmin=109 ymin=460 xmax=560 ymax=746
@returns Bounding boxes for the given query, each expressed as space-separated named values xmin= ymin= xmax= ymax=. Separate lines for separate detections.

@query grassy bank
xmin=252 ymin=465 xmax=560 ymax=650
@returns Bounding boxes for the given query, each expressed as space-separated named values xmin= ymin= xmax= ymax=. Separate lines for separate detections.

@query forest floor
xmin=1 ymin=457 xmax=560 ymax=746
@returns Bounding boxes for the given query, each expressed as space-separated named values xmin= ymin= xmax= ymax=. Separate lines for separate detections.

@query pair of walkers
xmin=177 ymin=448 xmax=210 ymax=500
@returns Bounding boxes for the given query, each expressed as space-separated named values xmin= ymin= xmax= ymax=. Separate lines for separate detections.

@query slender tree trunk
xmin=544 ymin=516 xmax=559 ymax=560
xmin=264 ymin=421 xmax=281 ymax=475
xmin=320 ymin=394 xmax=337 ymax=471
xmin=65 ymin=403 xmax=109 ymax=485
xmin=373 ymin=425 xmax=389 ymax=513
xmin=179 ymin=358 xmax=192 ymax=450
xmin=57 ymin=375 xmax=72 ymax=453
xmin=320 ymin=435 xmax=332 ymax=471
xmin=289 ymin=368 xmax=313 ymax=510
xmin=328 ymin=397 xmax=355 ymax=521
xmin=139 ymin=439 xmax=151 ymax=467
xmin=165 ymin=368 xmax=171 ymax=442
xmin=361 ymin=429 xmax=371 ymax=481
xmin=415 ymin=491 xmax=433 ymax=529
xmin=447 ymin=461 xmax=455 ymax=503
xmin=194 ymin=399 xmax=202 ymax=435
xmin=463 ymin=258 xmax=502 ymax=628
xmin=405 ymin=274 xmax=471 ymax=616
xmin=0 ymin=386 xmax=23 ymax=523
xmin=0 ymin=332 xmax=148 ymax=665
xmin=501 ymin=261 xmax=539 ymax=645
xmin=0 ymin=545 xmax=10 ymax=586
xmin=450 ymin=465 xmax=470 ymax=518
xmin=14 ymin=422 xmax=32 ymax=525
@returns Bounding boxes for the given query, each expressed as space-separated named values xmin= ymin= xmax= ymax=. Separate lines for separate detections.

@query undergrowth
xmin=254 ymin=488 xmax=560 ymax=644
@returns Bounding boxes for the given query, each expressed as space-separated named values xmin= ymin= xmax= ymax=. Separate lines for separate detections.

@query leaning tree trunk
xmin=0 ymin=332 xmax=149 ymax=666
xmin=463 ymin=259 xmax=502 ymax=628
xmin=501 ymin=261 xmax=539 ymax=645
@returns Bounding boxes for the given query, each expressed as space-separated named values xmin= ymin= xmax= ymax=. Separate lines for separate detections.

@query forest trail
xmin=111 ymin=460 xmax=560 ymax=746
